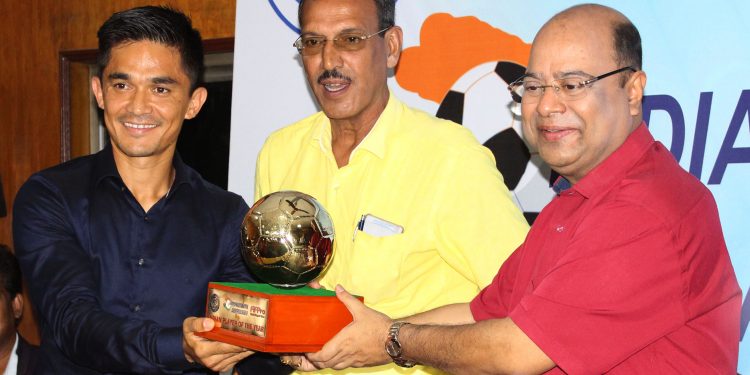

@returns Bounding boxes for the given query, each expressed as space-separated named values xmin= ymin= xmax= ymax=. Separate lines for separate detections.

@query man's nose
xmin=536 ymin=85 xmax=565 ymax=117
xmin=126 ymin=88 xmax=152 ymax=115
xmin=321 ymin=40 xmax=343 ymax=71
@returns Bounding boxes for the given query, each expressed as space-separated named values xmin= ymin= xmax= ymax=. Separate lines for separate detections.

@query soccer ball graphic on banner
xmin=241 ymin=191 xmax=335 ymax=288
xmin=436 ymin=61 xmax=556 ymax=223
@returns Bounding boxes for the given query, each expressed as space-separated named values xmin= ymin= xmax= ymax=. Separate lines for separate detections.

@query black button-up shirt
xmin=13 ymin=146 xmax=252 ymax=374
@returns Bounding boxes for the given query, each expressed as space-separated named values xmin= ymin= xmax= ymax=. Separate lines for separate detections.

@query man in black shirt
xmin=13 ymin=6 xmax=283 ymax=374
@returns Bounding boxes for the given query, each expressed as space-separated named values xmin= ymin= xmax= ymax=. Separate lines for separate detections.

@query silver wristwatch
xmin=385 ymin=321 xmax=417 ymax=368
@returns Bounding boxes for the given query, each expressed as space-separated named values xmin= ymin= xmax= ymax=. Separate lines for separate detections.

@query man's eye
xmin=341 ymin=35 xmax=362 ymax=45
xmin=113 ymin=83 xmax=127 ymax=90
xmin=154 ymin=87 xmax=170 ymax=94
xmin=303 ymin=38 xmax=323 ymax=47
xmin=523 ymin=83 xmax=542 ymax=92
xmin=560 ymin=81 xmax=584 ymax=92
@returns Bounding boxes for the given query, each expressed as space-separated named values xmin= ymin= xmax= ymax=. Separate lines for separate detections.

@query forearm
xmin=58 ymin=305 xmax=186 ymax=373
xmin=26 ymin=248 xmax=189 ymax=373
xmin=404 ymin=303 xmax=474 ymax=325
xmin=303 ymin=289 xmax=552 ymax=373
xmin=398 ymin=318 xmax=553 ymax=375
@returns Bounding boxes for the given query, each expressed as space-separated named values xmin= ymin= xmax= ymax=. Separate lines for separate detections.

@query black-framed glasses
xmin=508 ymin=66 xmax=637 ymax=103
xmin=293 ymin=27 xmax=391 ymax=56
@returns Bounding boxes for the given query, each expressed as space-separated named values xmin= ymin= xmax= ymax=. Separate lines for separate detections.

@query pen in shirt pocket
xmin=352 ymin=215 xmax=364 ymax=242
xmin=352 ymin=214 xmax=404 ymax=242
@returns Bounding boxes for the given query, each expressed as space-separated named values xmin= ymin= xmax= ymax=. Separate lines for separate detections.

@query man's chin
xmin=319 ymin=106 xmax=355 ymax=121
xmin=112 ymin=143 xmax=159 ymax=159
xmin=538 ymin=150 xmax=576 ymax=172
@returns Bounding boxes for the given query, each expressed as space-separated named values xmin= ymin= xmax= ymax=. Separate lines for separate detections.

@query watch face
xmin=385 ymin=339 xmax=402 ymax=358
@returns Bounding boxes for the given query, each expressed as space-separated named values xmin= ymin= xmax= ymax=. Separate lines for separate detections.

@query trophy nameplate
xmin=198 ymin=282 xmax=361 ymax=353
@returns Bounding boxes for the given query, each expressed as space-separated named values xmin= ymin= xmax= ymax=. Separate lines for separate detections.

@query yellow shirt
xmin=255 ymin=95 xmax=528 ymax=374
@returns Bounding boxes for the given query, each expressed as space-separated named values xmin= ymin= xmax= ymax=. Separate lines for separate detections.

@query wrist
xmin=385 ymin=321 xmax=417 ymax=368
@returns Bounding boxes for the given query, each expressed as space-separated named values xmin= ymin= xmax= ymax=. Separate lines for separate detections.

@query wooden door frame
xmin=58 ymin=37 xmax=235 ymax=162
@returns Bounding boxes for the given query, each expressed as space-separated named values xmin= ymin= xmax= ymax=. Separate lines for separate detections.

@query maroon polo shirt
xmin=471 ymin=124 xmax=741 ymax=374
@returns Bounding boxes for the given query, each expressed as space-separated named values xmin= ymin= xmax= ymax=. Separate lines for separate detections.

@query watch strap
xmin=386 ymin=321 xmax=417 ymax=368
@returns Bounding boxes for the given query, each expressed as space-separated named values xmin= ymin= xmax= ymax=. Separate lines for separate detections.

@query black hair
xmin=0 ymin=244 xmax=21 ymax=299
xmin=298 ymin=0 xmax=395 ymax=33
xmin=96 ymin=5 xmax=204 ymax=91
xmin=613 ymin=19 xmax=642 ymax=85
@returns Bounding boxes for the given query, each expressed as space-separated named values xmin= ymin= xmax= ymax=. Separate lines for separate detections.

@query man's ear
xmin=185 ymin=87 xmax=208 ymax=120
xmin=627 ymin=70 xmax=647 ymax=117
xmin=92 ymin=76 xmax=105 ymax=110
xmin=11 ymin=294 xmax=23 ymax=321
xmin=385 ymin=26 xmax=403 ymax=69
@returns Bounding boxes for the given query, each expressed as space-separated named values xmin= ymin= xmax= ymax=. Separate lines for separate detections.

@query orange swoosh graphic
xmin=396 ymin=13 xmax=531 ymax=103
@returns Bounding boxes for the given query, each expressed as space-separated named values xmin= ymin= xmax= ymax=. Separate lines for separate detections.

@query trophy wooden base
xmin=197 ymin=282 xmax=360 ymax=353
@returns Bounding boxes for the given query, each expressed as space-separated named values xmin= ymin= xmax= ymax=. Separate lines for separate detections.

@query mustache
xmin=317 ymin=69 xmax=352 ymax=84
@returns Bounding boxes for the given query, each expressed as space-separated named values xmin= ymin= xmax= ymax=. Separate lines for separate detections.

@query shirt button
xmin=133 ymin=304 xmax=141 ymax=312
xmin=144 ymin=215 xmax=150 ymax=222
xmin=555 ymin=225 xmax=565 ymax=232
xmin=137 ymin=258 xmax=145 ymax=267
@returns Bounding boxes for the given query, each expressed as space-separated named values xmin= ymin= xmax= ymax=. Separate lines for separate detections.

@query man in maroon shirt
xmin=281 ymin=3 xmax=742 ymax=374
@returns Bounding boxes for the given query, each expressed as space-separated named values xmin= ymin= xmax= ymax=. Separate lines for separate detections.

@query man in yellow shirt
xmin=256 ymin=1 xmax=528 ymax=373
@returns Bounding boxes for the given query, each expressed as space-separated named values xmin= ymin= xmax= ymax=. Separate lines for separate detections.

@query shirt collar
xmin=92 ymin=143 xmax=121 ymax=187
xmin=569 ymin=122 xmax=654 ymax=198
xmin=92 ymin=144 xmax=192 ymax=193
xmin=311 ymin=91 xmax=400 ymax=160
xmin=4 ymin=333 xmax=18 ymax=375
xmin=171 ymin=151 xmax=191 ymax=192
xmin=552 ymin=176 xmax=573 ymax=194
xmin=355 ymin=92 xmax=400 ymax=159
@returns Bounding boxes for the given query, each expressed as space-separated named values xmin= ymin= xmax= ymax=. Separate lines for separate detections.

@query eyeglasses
xmin=293 ymin=27 xmax=391 ymax=56
xmin=507 ymin=66 xmax=637 ymax=103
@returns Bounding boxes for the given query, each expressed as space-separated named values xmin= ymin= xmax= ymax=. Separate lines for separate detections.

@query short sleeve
xmin=470 ymin=243 xmax=524 ymax=320
xmin=509 ymin=201 xmax=684 ymax=375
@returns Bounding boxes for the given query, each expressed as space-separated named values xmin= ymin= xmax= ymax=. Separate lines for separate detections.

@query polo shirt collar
xmin=311 ymin=91 xmax=400 ymax=160
xmin=569 ymin=122 xmax=653 ymax=198
xmin=355 ymin=92 xmax=399 ymax=159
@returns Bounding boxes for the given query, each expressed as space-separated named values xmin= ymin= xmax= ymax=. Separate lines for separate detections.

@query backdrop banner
xmin=229 ymin=2 xmax=749 ymax=371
